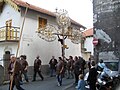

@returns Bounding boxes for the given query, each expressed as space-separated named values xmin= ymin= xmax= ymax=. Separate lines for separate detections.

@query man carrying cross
xmin=8 ymin=55 xmax=25 ymax=90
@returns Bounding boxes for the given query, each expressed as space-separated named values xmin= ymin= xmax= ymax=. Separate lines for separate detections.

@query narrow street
xmin=0 ymin=76 xmax=76 ymax=90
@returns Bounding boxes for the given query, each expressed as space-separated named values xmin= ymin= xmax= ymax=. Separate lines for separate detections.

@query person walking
xmin=78 ymin=56 xmax=86 ymax=75
xmin=8 ymin=55 xmax=25 ymax=90
xmin=66 ymin=56 xmax=74 ymax=79
xmin=56 ymin=57 xmax=64 ymax=86
xmin=49 ymin=56 xmax=58 ymax=77
xmin=76 ymin=74 xmax=86 ymax=90
xmin=32 ymin=56 xmax=44 ymax=81
xmin=74 ymin=56 xmax=82 ymax=85
xmin=87 ymin=60 xmax=98 ymax=90
xmin=20 ymin=55 xmax=29 ymax=82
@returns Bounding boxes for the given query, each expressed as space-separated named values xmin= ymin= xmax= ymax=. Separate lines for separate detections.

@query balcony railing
xmin=0 ymin=26 xmax=20 ymax=41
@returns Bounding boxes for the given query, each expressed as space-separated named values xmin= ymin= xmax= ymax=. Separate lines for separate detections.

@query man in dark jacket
xmin=32 ymin=56 xmax=44 ymax=81
xmin=74 ymin=56 xmax=82 ymax=85
xmin=56 ymin=57 xmax=64 ymax=86
xmin=8 ymin=55 xmax=24 ymax=90
xmin=87 ymin=60 xmax=98 ymax=90
xmin=78 ymin=56 xmax=86 ymax=75
xmin=66 ymin=56 xmax=74 ymax=79
xmin=49 ymin=56 xmax=58 ymax=77
xmin=20 ymin=55 xmax=29 ymax=82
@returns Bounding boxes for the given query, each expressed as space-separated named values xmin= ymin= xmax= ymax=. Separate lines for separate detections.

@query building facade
xmin=81 ymin=28 xmax=94 ymax=61
xmin=0 ymin=0 xmax=85 ymax=67
xmin=93 ymin=0 xmax=120 ymax=62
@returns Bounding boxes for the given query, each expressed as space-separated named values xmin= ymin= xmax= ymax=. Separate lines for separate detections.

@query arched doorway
xmin=5 ymin=51 xmax=10 ymax=54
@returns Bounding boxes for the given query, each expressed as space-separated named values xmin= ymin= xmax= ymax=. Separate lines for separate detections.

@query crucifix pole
xmin=62 ymin=27 xmax=65 ymax=61
xmin=56 ymin=9 xmax=71 ymax=60
xmin=16 ymin=3 xmax=29 ymax=57
xmin=10 ymin=3 xmax=29 ymax=90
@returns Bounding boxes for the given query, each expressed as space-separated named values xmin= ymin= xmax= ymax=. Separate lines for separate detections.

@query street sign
xmin=93 ymin=38 xmax=98 ymax=46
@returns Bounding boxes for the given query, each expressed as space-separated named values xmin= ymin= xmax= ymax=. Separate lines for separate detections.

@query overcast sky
xmin=22 ymin=0 xmax=93 ymax=29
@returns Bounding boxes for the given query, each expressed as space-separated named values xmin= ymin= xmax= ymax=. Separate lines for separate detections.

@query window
xmin=6 ymin=19 xmax=12 ymax=28
xmin=38 ymin=17 xmax=47 ymax=29
xmin=6 ymin=20 xmax=12 ymax=40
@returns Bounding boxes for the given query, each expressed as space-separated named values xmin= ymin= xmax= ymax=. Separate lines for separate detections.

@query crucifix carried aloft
xmin=37 ymin=9 xmax=83 ymax=61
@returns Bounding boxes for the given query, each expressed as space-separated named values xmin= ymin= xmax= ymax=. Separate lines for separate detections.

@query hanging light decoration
xmin=37 ymin=9 xmax=83 ymax=44
xmin=38 ymin=23 xmax=57 ymax=42
xmin=56 ymin=9 xmax=71 ymax=33
xmin=71 ymin=28 xmax=82 ymax=44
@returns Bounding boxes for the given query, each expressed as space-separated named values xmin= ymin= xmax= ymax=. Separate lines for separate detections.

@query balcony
xmin=0 ymin=26 xmax=20 ymax=42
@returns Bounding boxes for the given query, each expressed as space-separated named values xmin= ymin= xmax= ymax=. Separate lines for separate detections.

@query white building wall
xmin=0 ymin=4 xmax=21 ymax=27
xmin=0 ymin=4 xmax=21 ymax=66
xmin=19 ymin=9 xmax=81 ymax=65
xmin=84 ymin=37 xmax=94 ymax=55
xmin=65 ymin=39 xmax=81 ymax=57
xmin=0 ymin=5 xmax=82 ymax=66
xmin=18 ymin=9 xmax=60 ymax=65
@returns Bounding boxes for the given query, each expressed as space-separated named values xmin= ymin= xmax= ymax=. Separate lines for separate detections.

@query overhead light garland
xmin=37 ymin=9 xmax=83 ymax=44
xmin=71 ymin=28 xmax=83 ymax=44
xmin=56 ymin=9 xmax=71 ymax=28
xmin=37 ymin=24 xmax=57 ymax=42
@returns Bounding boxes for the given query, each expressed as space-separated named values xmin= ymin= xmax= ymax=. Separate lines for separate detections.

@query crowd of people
xmin=8 ymin=54 xmax=103 ymax=90
xmin=48 ymin=56 xmax=104 ymax=90
xmin=8 ymin=55 xmax=44 ymax=90
xmin=48 ymin=55 xmax=86 ymax=87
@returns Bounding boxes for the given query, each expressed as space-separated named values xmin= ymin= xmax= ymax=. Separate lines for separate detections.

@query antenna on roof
xmin=55 ymin=8 xmax=58 ymax=13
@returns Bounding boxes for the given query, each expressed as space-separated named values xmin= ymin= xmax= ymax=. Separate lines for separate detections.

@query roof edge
xmin=12 ymin=0 xmax=86 ymax=28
